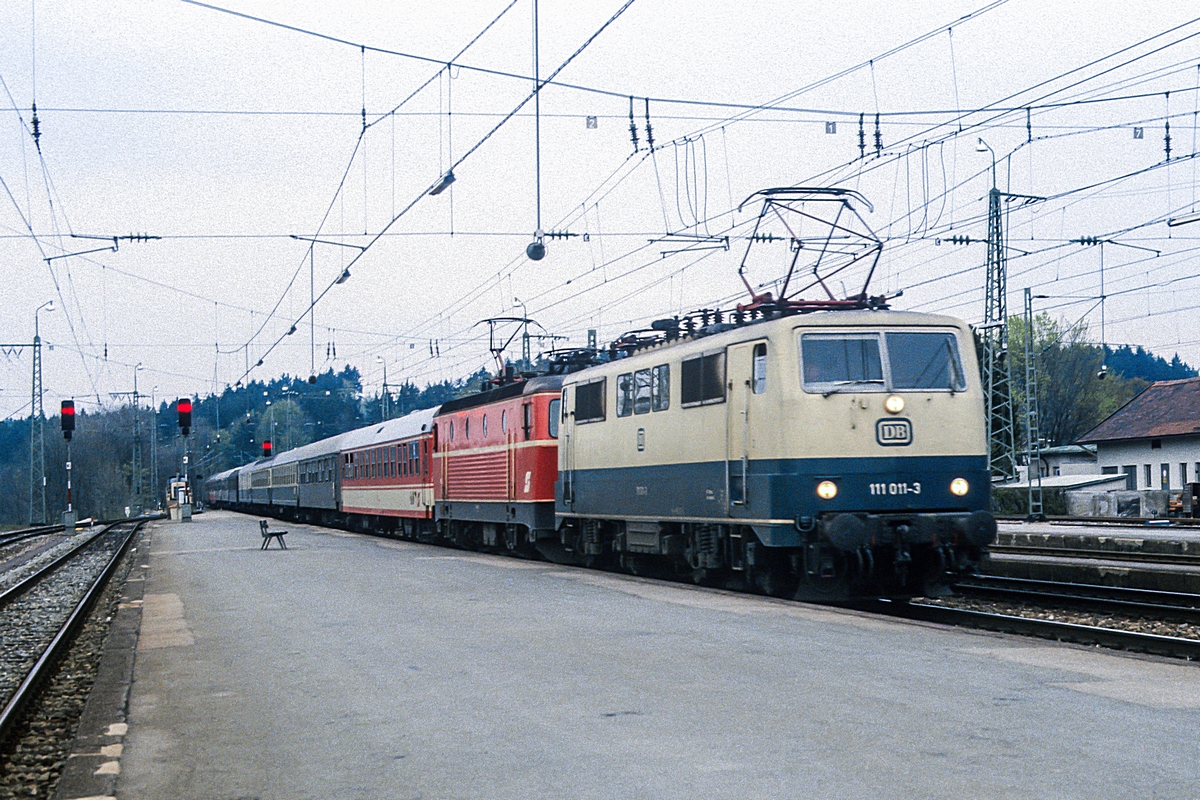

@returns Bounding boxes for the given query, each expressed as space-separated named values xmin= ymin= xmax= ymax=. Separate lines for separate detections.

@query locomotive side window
xmin=752 ymin=343 xmax=768 ymax=394
xmin=651 ymin=364 xmax=669 ymax=411
xmin=681 ymin=352 xmax=725 ymax=406
xmin=482 ymin=415 xmax=488 ymax=437
xmin=501 ymin=410 xmax=507 ymax=433
xmin=616 ymin=373 xmax=634 ymax=417
xmin=633 ymin=369 xmax=652 ymax=414
xmin=575 ymin=378 xmax=606 ymax=423
xmin=885 ymin=332 xmax=966 ymax=391
xmin=548 ymin=399 xmax=561 ymax=438
xmin=800 ymin=334 xmax=884 ymax=392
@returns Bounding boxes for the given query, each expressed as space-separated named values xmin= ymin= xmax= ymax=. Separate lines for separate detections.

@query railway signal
xmin=61 ymin=400 xmax=76 ymax=528
xmin=263 ymin=440 xmax=272 ymax=459
xmin=61 ymin=400 xmax=75 ymax=441
xmin=177 ymin=397 xmax=192 ymax=436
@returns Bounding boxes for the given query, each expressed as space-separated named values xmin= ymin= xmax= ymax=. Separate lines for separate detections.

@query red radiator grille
xmin=444 ymin=450 xmax=508 ymax=500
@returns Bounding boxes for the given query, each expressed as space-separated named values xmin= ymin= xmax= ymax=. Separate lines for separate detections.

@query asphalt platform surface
xmin=91 ymin=511 xmax=1200 ymax=799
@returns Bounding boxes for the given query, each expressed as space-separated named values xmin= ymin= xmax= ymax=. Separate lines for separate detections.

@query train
xmin=205 ymin=308 xmax=996 ymax=600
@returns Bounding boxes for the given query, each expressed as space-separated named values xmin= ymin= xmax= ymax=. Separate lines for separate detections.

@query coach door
xmin=726 ymin=339 xmax=768 ymax=510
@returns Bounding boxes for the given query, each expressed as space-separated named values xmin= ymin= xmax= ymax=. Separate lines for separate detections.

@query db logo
xmin=875 ymin=418 xmax=913 ymax=446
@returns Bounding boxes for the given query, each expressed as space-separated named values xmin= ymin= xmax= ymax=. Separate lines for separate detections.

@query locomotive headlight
xmin=884 ymin=395 xmax=905 ymax=414
xmin=950 ymin=477 xmax=970 ymax=496
xmin=816 ymin=480 xmax=838 ymax=500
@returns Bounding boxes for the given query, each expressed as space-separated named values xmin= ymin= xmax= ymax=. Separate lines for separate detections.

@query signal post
xmin=61 ymin=399 xmax=76 ymax=529
xmin=169 ymin=397 xmax=194 ymax=521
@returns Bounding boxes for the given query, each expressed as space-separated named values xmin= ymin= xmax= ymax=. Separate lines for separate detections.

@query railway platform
xmin=58 ymin=510 xmax=1199 ymax=799
xmin=989 ymin=519 xmax=1200 ymax=592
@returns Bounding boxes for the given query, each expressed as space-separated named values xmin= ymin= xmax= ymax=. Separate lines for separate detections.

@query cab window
xmin=548 ymin=399 xmax=561 ymax=438
xmin=575 ymin=378 xmax=606 ymax=423
xmin=752 ymin=343 xmax=768 ymax=394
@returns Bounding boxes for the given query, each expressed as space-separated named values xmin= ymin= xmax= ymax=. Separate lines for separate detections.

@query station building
xmin=1077 ymin=377 xmax=1200 ymax=492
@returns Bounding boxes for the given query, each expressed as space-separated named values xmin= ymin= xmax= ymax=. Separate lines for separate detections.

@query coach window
xmin=753 ymin=343 xmax=768 ymax=394
xmin=575 ymin=377 xmax=606 ymax=423
xmin=681 ymin=351 xmax=725 ymax=407
xmin=634 ymin=369 xmax=652 ymax=414
xmin=651 ymin=364 xmax=669 ymax=411
xmin=548 ymin=398 xmax=561 ymax=438
xmin=616 ymin=373 xmax=634 ymax=417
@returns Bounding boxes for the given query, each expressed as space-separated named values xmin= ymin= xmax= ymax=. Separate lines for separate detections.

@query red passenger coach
xmin=340 ymin=407 xmax=437 ymax=535
xmin=433 ymin=376 xmax=563 ymax=549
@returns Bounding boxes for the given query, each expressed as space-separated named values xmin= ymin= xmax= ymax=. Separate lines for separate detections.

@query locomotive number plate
xmin=869 ymin=482 xmax=922 ymax=496
xmin=875 ymin=418 xmax=912 ymax=446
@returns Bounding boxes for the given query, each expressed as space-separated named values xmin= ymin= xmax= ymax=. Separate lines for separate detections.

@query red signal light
xmin=178 ymin=397 xmax=192 ymax=436
xmin=263 ymin=440 xmax=273 ymax=458
xmin=61 ymin=400 xmax=75 ymax=440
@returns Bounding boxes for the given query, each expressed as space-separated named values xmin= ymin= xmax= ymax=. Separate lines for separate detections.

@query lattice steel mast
xmin=981 ymin=187 xmax=1017 ymax=481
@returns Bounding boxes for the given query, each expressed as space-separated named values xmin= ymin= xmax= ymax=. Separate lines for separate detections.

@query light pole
xmin=30 ymin=300 xmax=54 ymax=525
xmin=131 ymin=363 xmax=145 ymax=515
xmin=150 ymin=385 xmax=160 ymax=509
xmin=376 ymin=356 xmax=389 ymax=421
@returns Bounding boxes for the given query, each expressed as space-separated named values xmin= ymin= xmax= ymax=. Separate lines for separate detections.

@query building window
xmin=575 ymin=378 xmax=606 ymax=423
xmin=1151 ymin=439 xmax=1162 ymax=449
xmin=616 ymin=373 xmax=633 ymax=417
xmin=1144 ymin=464 xmax=1152 ymax=488
xmin=681 ymin=351 xmax=726 ymax=406
xmin=1182 ymin=463 xmax=1188 ymax=487
xmin=651 ymin=364 xmax=669 ymax=411
xmin=752 ymin=343 xmax=768 ymax=394
xmin=1161 ymin=463 xmax=1170 ymax=490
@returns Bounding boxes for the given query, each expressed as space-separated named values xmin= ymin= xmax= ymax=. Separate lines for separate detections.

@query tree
xmin=1006 ymin=313 xmax=1146 ymax=448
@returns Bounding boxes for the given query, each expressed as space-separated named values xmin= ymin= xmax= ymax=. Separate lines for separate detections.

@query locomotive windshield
xmin=800 ymin=330 xmax=966 ymax=393
xmin=885 ymin=332 xmax=966 ymax=391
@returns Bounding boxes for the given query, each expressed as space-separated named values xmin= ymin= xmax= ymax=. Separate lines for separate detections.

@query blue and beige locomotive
xmin=555 ymin=308 xmax=995 ymax=599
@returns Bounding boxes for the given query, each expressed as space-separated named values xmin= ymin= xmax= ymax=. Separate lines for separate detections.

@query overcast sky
xmin=1 ymin=0 xmax=1198 ymax=416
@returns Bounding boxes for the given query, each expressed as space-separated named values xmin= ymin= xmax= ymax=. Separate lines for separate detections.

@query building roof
xmin=1002 ymin=474 xmax=1127 ymax=490
xmin=1077 ymin=377 xmax=1200 ymax=443
xmin=1037 ymin=444 xmax=1096 ymax=458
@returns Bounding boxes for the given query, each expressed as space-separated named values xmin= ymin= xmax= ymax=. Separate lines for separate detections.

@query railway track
xmin=0 ymin=520 xmax=143 ymax=748
xmin=956 ymin=575 xmax=1200 ymax=621
xmin=987 ymin=542 xmax=1200 ymax=567
xmin=0 ymin=524 xmax=66 ymax=550
xmin=895 ymin=599 xmax=1200 ymax=660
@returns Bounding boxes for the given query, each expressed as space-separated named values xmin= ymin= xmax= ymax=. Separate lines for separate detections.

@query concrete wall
xmin=1094 ymin=436 xmax=1200 ymax=491
xmin=1064 ymin=489 xmax=1170 ymax=518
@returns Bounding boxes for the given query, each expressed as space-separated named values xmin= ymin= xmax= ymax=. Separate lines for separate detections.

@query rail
xmin=891 ymin=600 xmax=1200 ymax=660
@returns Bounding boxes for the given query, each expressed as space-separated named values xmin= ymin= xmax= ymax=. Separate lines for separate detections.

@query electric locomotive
xmin=555 ymin=309 xmax=995 ymax=599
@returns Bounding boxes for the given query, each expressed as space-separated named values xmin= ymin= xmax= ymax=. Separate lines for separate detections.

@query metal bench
xmin=259 ymin=519 xmax=288 ymax=550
